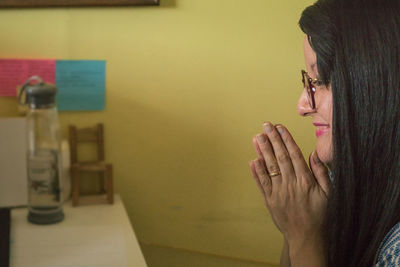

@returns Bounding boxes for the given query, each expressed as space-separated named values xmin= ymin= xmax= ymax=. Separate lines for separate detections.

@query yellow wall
xmin=0 ymin=0 xmax=316 ymax=265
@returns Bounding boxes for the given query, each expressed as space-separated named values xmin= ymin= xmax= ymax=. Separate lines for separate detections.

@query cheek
xmin=316 ymin=130 xmax=333 ymax=163
xmin=320 ymin=92 xmax=333 ymax=125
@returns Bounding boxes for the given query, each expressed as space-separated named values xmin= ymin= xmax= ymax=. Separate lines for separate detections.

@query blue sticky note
xmin=55 ymin=60 xmax=106 ymax=111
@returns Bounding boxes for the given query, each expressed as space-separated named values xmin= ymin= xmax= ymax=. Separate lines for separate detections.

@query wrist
xmin=289 ymin=238 xmax=323 ymax=254
xmin=285 ymin=230 xmax=324 ymax=251
xmin=287 ymin=238 xmax=326 ymax=267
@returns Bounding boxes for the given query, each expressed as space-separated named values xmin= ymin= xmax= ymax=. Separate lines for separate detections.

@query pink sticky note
xmin=0 ymin=59 xmax=56 ymax=97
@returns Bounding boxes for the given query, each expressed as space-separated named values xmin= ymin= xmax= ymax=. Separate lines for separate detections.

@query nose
xmin=297 ymin=89 xmax=314 ymax=116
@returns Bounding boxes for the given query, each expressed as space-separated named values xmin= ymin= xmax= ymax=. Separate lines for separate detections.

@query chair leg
xmin=72 ymin=168 xmax=79 ymax=206
xmin=106 ymin=165 xmax=114 ymax=204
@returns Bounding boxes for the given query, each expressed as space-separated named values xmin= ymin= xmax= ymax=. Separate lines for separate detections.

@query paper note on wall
xmin=56 ymin=60 xmax=106 ymax=111
xmin=0 ymin=59 xmax=56 ymax=96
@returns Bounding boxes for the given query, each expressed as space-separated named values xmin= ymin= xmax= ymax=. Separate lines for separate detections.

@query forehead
xmin=303 ymin=36 xmax=317 ymax=74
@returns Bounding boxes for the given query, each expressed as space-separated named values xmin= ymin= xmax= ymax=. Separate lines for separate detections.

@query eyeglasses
xmin=301 ymin=70 xmax=323 ymax=110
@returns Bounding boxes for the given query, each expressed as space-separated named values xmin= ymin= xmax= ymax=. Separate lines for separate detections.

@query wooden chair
xmin=69 ymin=123 xmax=113 ymax=206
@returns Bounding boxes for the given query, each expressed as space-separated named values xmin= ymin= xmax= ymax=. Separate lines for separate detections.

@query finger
xmin=253 ymin=158 xmax=272 ymax=197
xmin=249 ymin=160 xmax=266 ymax=198
xmin=275 ymin=124 xmax=313 ymax=184
xmin=252 ymin=137 xmax=268 ymax=171
xmin=252 ymin=136 xmax=264 ymax=159
xmin=256 ymin=133 xmax=281 ymax=182
xmin=310 ymin=150 xmax=331 ymax=197
xmin=263 ymin=122 xmax=296 ymax=181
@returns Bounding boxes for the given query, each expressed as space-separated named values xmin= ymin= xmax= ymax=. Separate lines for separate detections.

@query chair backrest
xmin=68 ymin=123 xmax=105 ymax=164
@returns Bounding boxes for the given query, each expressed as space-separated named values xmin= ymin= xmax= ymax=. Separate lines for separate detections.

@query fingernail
xmin=256 ymin=134 xmax=266 ymax=144
xmin=263 ymin=122 xmax=272 ymax=133
xmin=253 ymin=158 xmax=260 ymax=167
xmin=276 ymin=125 xmax=284 ymax=134
xmin=313 ymin=151 xmax=321 ymax=164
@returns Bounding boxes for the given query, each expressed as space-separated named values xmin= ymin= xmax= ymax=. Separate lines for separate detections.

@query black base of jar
xmin=28 ymin=210 xmax=64 ymax=225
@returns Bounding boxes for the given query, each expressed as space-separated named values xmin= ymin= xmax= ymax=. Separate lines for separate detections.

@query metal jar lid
xmin=19 ymin=76 xmax=58 ymax=109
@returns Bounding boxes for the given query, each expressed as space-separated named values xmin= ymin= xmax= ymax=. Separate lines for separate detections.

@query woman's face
xmin=297 ymin=36 xmax=333 ymax=164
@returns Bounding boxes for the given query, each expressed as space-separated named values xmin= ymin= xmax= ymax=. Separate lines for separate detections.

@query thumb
xmin=309 ymin=150 xmax=331 ymax=198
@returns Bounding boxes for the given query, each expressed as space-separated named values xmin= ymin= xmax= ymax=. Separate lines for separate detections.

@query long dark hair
xmin=299 ymin=0 xmax=400 ymax=266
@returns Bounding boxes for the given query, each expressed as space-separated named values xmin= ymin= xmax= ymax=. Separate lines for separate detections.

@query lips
xmin=313 ymin=123 xmax=330 ymax=138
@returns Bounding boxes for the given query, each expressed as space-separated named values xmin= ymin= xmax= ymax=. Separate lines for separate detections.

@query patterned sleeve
xmin=374 ymin=225 xmax=400 ymax=267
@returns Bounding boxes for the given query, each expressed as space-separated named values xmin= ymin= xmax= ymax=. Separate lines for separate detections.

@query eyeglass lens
xmin=301 ymin=71 xmax=315 ymax=109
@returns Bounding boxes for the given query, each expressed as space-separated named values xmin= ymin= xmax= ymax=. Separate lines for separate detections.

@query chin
xmin=316 ymin=137 xmax=333 ymax=164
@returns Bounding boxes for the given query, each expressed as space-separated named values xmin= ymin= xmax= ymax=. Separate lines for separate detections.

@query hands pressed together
xmin=249 ymin=122 xmax=331 ymax=265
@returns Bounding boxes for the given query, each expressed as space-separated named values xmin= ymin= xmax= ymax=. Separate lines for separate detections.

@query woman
xmin=249 ymin=0 xmax=400 ymax=266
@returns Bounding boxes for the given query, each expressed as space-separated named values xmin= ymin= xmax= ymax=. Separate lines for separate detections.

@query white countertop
xmin=10 ymin=194 xmax=147 ymax=267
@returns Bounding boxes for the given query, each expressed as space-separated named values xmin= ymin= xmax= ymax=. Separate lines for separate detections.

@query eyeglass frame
xmin=301 ymin=69 xmax=324 ymax=110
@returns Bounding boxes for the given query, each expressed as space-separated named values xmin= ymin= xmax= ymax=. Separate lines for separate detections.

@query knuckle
xmin=299 ymin=173 xmax=314 ymax=188
xmin=261 ymin=178 xmax=270 ymax=188
xmin=256 ymin=166 xmax=269 ymax=181
xmin=267 ymin=163 xmax=279 ymax=172
xmin=254 ymin=162 xmax=264 ymax=173
xmin=277 ymin=152 xmax=290 ymax=163
xmin=254 ymin=167 xmax=263 ymax=177
xmin=290 ymin=149 xmax=304 ymax=161
xmin=269 ymin=130 xmax=280 ymax=141
xmin=259 ymin=142 xmax=269 ymax=151
xmin=282 ymin=134 xmax=292 ymax=144
xmin=301 ymin=176 xmax=313 ymax=188
xmin=256 ymin=169 xmax=265 ymax=178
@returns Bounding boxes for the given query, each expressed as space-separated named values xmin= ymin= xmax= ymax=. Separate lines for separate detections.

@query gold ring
xmin=269 ymin=170 xmax=281 ymax=177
